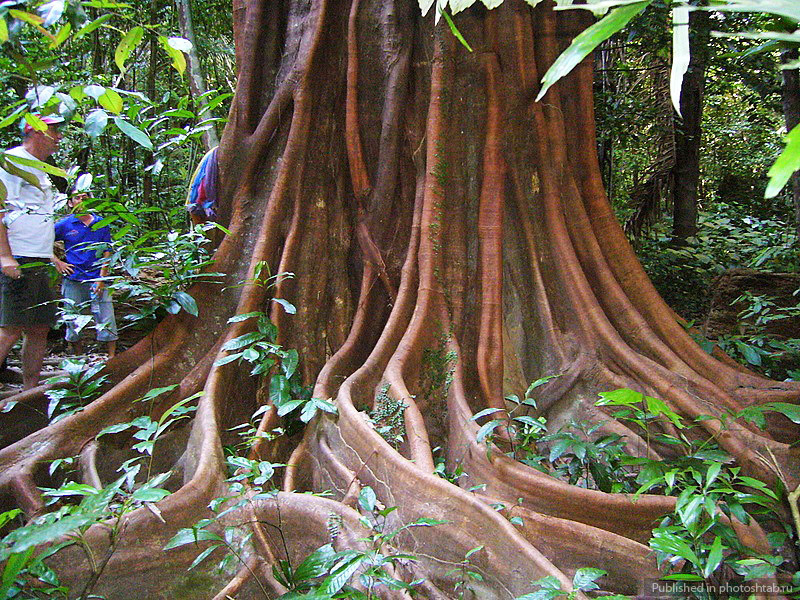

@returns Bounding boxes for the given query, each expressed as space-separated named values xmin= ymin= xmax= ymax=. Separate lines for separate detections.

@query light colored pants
xmin=62 ymin=279 xmax=118 ymax=342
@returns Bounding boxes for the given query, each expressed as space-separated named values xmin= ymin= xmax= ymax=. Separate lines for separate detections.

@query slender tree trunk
xmin=671 ymin=10 xmax=710 ymax=241
xmin=781 ymin=48 xmax=800 ymax=239
xmin=175 ymin=0 xmax=220 ymax=150
xmin=141 ymin=0 xmax=161 ymax=209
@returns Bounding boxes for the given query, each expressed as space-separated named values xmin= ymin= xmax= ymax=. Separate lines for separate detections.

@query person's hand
xmin=92 ymin=281 xmax=105 ymax=296
xmin=52 ymin=258 xmax=73 ymax=276
xmin=1 ymin=256 xmax=21 ymax=279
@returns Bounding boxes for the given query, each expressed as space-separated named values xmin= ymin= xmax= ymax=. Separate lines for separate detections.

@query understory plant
xmin=472 ymin=385 xmax=800 ymax=597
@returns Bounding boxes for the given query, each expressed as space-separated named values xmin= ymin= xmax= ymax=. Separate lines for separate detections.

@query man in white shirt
xmin=0 ymin=115 xmax=73 ymax=389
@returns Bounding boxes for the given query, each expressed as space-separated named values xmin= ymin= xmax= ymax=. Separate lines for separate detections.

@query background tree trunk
xmin=671 ymin=9 xmax=710 ymax=241
xmin=0 ymin=2 xmax=797 ymax=598
xmin=781 ymin=47 xmax=800 ymax=239
xmin=175 ymin=0 xmax=220 ymax=150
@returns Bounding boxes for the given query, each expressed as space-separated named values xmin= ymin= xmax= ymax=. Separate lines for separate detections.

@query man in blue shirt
xmin=54 ymin=191 xmax=118 ymax=357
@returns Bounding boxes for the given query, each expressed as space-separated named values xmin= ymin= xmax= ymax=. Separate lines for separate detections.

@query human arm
xmin=51 ymin=254 xmax=73 ymax=275
xmin=0 ymin=219 xmax=20 ymax=279
xmin=92 ymin=250 xmax=111 ymax=294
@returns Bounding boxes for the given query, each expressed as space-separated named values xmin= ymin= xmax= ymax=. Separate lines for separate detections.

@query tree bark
xmin=0 ymin=2 xmax=797 ymax=598
xmin=782 ymin=48 xmax=800 ymax=239
xmin=671 ymin=9 xmax=710 ymax=241
xmin=175 ymin=0 xmax=220 ymax=150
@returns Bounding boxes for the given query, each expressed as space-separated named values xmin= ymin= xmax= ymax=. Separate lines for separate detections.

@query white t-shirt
xmin=0 ymin=146 xmax=56 ymax=258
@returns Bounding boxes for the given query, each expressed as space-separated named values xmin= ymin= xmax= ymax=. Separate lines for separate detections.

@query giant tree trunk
xmin=1 ymin=2 xmax=798 ymax=598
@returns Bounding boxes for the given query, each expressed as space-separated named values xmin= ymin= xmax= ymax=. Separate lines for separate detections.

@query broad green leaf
xmin=763 ymin=402 xmax=800 ymax=424
xmin=537 ymin=1 xmax=651 ymax=102
xmin=272 ymin=297 xmax=296 ymax=314
xmin=0 ymin=17 xmax=8 ymax=43
xmin=270 ymin=374 xmax=291 ymax=406
xmin=649 ymin=532 xmax=700 ymax=568
xmin=98 ymin=88 xmax=123 ymax=114
xmin=573 ymin=567 xmax=606 ymax=591
xmin=115 ymin=26 xmax=143 ymax=73
xmin=480 ymin=0 xmax=504 ymax=8
xmin=188 ymin=544 xmax=220 ymax=570
xmin=670 ymin=4 xmax=690 ymax=116
xmin=173 ymin=290 xmax=198 ymax=316
xmin=323 ymin=555 xmax=365 ymax=595
xmin=50 ymin=22 xmax=71 ymax=48
xmin=704 ymin=536 xmax=724 ymax=578
xmin=74 ymin=13 xmax=113 ymax=39
xmin=282 ymin=348 xmax=299 ymax=378
xmin=358 ymin=486 xmax=376 ymax=513
xmin=476 ymin=419 xmax=503 ymax=443
xmin=596 ymin=388 xmax=643 ymax=406
xmin=114 ymin=117 xmax=152 ymax=150
xmin=645 ymin=395 xmax=684 ymax=428
xmin=293 ymin=544 xmax=336 ymax=582
xmin=8 ymin=514 xmax=94 ymax=554
xmin=9 ymin=10 xmax=44 ymax=28
xmin=131 ymin=487 xmax=170 ymax=503
xmin=160 ymin=35 xmax=186 ymax=75
xmin=85 ymin=108 xmax=108 ymax=138
xmin=4 ymin=152 xmax=68 ymax=179
xmin=765 ymin=124 xmax=800 ymax=198
xmin=163 ymin=527 xmax=223 ymax=550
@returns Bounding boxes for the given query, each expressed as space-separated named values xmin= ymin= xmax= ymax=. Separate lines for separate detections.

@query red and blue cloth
xmin=186 ymin=146 xmax=219 ymax=220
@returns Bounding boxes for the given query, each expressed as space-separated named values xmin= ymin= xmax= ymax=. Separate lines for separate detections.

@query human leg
xmin=62 ymin=279 xmax=91 ymax=346
xmin=20 ymin=324 xmax=49 ymax=389
xmin=91 ymin=287 xmax=118 ymax=357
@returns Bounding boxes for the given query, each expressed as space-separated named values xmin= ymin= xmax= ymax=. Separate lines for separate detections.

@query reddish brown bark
xmin=0 ymin=1 xmax=797 ymax=598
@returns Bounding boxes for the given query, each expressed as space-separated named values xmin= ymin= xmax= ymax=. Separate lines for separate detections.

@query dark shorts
xmin=0 ymin=257 xmax=58 ymax=327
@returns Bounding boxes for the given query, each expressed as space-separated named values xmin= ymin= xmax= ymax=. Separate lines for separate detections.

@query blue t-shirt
xmin=54 ymin=214 xmax=111 ymax=281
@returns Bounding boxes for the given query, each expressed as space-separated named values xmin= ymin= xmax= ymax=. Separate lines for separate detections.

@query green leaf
xmin=270 ymin=375 xmax=291 ymax=407
xmin=50 ymin=22 xmax=71 ymax=48
xmin=293 ymin=544 xmax=336 ymax=583
xmin=323 ymin=555 xmax=365 ymax=595
xmin=649 ymin=532 xmax=701 ymax=569
xmin=164 ymin=527 xmax=223 ymax=550
xmin=3 ymin=152 xmax=68 ymax=179
xmin=115 ymin=26 xmax=143 ymax=73
xmin=358 ymin=486 xmax=376 ymax=513
xmin=645 ymin=395 xmax=684 ymax=428
xmin=98 ymin=88 xmax=123 ymax=115
xmin=131 ymin=487 xmax=170 ymax=503
xmin=703 ymin=536 xmax=724 ymax=578
xmin=596 ymin=388 xmax=643 ymax=406
xmin=272 ymin=298 xmax=296 ymax=314
xmin=476 ymin=419 xmax=503 ymax=444
xmin=85 ymin=108 xmax=108 ymax=139
xmin=670 ymin=4 xmax=690 ymax=116
xmin=763 ymin=402 xmax=800 ymax=424
xmin=114 ymin=117 xmax=152 ymax=150
xmin=441 ymin=9 xmax=473 ymax=52
xmin=537 ymin=1 xmax=651 ymax=101
xmin=160 ymin=35 xmax=186 ymax=75
xmin=74 ymin=13 xmax=113 ymax=38
xmin=0 ymin=17 xmax=8 ymax=43
xmin=282 ymin=348 xmax=299 ymax=379
xmin=573 ymin=567 xmax=606 ymax=591
xmin=173 ymin=291 xmax=198 ymax=316
xmin=766 ymin=124 xmax=800 ymax=198
xmin=188 ymin=544 xmax=220 ymax=570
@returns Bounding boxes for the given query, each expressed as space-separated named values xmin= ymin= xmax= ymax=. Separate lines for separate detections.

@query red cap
xmin=23 ymin=114 xmax=65 ymax=134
